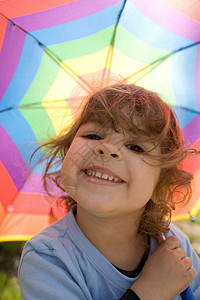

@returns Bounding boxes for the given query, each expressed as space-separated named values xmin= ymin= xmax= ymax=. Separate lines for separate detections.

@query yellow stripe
xmin=41 ymin=47 xmax=174 ymax=134
xmin=171 ymin=214 xmax=190 ymax=221
xmin=42 ymin=98 xmax=74 ymax=135
xmin=0 ymin=234 xmax=33 ymax=242
xmin=64 ymin=47 xmax=149 ymax=81
xmin=190 ymin=198 xmax=200 ymax=216
xmin=65 ymin=48 xmax=109 ymax=76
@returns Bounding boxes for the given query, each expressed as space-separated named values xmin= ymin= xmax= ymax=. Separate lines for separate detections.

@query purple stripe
xmin=0 ymin=125 xmax=27 ymax=190
xmin=183 ymin=114 xmax=200 ymax=145
xmin=11 ymin=0 xmax=122 ymax=31
xmin=0 ymin=22 xmax=25 ymax=101
xmin=131 ymin=0 xmax=200 ymax=41
xmin=196 ymin=45 xmax=200 ymax=111
xmin=20 ymin=173 xmax=63 ymax=196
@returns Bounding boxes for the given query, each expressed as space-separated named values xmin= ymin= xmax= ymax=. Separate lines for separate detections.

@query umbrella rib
xmin=172 ymin=106 xmax=200 ymax=114
xmin=102 ymin=0 xmax=127 ymax=85
xmin=123 ymin=40 xmax=200 ymax=83
xmin=0 ymin=102 xmax=199 ymax=114
xmin=0 ymin=98 xmax=84 ymax=112
xmin=0 ymin=13 xmax=94 ymax=94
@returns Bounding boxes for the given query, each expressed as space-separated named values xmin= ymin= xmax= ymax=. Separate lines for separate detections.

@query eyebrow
xmin=80 ymin=122 xmax=151 ymax=138
xmin=134 ymin=128 xmax=150 ymax=137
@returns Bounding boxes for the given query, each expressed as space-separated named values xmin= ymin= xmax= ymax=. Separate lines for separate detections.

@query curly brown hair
xmin=31 ymin=83 xmax=194 ymax=244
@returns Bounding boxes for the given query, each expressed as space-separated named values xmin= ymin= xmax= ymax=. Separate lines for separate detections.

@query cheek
xmin=61 ymin=153 xmax=78 ymax=198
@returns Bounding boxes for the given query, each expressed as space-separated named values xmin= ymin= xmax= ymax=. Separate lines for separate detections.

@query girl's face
xmin=61 ymin=121 xmax=161 ymax=219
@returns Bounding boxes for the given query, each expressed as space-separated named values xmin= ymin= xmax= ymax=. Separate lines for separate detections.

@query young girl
xmin=18 ymin=84 xmax=200 ymax=299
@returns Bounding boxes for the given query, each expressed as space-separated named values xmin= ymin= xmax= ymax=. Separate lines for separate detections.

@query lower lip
xmin=81 ymin=171 xmax=125 ymax=186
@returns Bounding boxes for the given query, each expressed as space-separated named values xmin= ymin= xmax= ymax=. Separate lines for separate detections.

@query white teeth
xmin=87 ymin=170 xmax=92 ymax=176
xmin=102 ymin=173 xmax=109 ymax=180
xmin=95 ymin=172 xmax=102 ymax=178
xmin=85 ymin=170 xmax=121 ymax=183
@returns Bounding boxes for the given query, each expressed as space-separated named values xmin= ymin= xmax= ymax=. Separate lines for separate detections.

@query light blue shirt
xmin=18 ymin=206 xmax=200 ymax=299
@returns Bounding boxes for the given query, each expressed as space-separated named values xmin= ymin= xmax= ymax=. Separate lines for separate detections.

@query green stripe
xmin=20 ymin=105 xmax=56 ymax=141
xmin=49 ymin=25 xmax=115 ymax=60
xmin=19 ymin=23 xmax=176 ymax=140
xmin=115 ymin=25 xmax=168 ymax=63
xmin=19 ymin=52 xmax=60 ymax=139
xmin=20 ymin=52 xmax=61 ymax=107
xmin=114 ymin=26 xmax=175 ymax=105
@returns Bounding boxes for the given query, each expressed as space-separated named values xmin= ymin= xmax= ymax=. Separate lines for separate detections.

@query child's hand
xmin=131 ymin=236 xmax=195 ymax=300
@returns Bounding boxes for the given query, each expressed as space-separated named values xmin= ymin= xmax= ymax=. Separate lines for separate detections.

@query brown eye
xmin=127 ymin=144 xmax=145 ymax=153
xmin=83 ymin=134 xmax=102 ymax=140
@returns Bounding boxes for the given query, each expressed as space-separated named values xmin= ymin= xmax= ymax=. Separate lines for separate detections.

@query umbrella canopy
xmin=0 ymin=0 xmax=200 ymax=242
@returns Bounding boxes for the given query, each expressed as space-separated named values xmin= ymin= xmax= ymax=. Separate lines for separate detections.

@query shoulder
xmin=21 ymin=207 xmax=76 ymax=258
xmin=167 ymin=222 xmax=189 ymax=241
xmin=18 ymin=207 xmax=94 ymax=300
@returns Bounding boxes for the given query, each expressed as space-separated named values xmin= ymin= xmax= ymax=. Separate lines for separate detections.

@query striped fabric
xmin=0 ymin=0 xmax=200 ymax=241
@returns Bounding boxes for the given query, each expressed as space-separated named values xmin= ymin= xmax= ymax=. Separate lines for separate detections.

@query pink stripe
xmin=20 ymin=173 xmax=63 ymax=197
xmin=12 ymin=0 xmax=122 ymax=31
xmin=130 ymin=0 xmax=200 ymax=41
xmin=0 ymin=125 xmax=27 ymax=190
xmin=183 ymin=114 xmax=200 ymax=145
xmin=195 ymin=45 xmax=200 ymax=111
xmin=0 ymin=23 xmax=25 ymax=100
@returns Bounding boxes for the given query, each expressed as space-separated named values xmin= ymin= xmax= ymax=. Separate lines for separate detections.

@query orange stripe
xmin=0 ymin=213 xmax=58 ymax=238
xmin=0 ymin=0 xmax=76 ymax=18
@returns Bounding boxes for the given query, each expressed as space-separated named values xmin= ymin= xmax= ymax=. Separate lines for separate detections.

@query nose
xmin=94 ymin=143 xmax=122 ymax=160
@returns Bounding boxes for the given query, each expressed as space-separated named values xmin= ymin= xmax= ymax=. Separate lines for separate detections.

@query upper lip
xmin=82 ymin=165 xmax=124 ymax=182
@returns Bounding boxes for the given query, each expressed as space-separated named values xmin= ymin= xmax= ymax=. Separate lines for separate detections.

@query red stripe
xmin=9 ymin=192 xmax=67 ymax=217
xmin=173 ymin=169 xmax=200 ymax=216
xmin=0 ymin=16 xmax=7 ymax=52
xmin=0 ymin=161 xmax=18 ymax=209
xmin=182 ymin=138 xmax=200 ymax=174
xmin=11 ymin=193 xmax=53 ymax=215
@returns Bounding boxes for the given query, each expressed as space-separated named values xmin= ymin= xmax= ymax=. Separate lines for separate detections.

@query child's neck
xmin=75 ymin=205 xmax=147 ymax=271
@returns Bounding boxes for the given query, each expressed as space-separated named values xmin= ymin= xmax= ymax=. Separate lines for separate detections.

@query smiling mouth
xmin=83 ymin=169 xmax=124 ymax=183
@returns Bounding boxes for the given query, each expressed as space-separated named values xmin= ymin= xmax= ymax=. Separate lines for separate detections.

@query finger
xmin=183 ymin=257 xmax=193 ymax=271
xmin=175 ymin=247 xmax=185 ymax=259
xmin=187 ymin=267 xmax=195 ymax=285
xmin=164 ymin=236 xmax=180 ymax=250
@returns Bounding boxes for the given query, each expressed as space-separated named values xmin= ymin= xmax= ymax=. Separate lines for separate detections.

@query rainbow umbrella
xmin=0 ymin=0 xmax=200 ymax=242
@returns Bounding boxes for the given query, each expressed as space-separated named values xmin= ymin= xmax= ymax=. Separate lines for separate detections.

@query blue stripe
xmin=174 ymin=108 xmax=196 ymax=129
xmin=0 ymin=109 xmax=42 ymax=168
xmin=120 ymin=1 xmax=194 ymax=53
xmin=30 ymin=1 xmax=123 ymax=45
xmin=172 ymin=46 xmax=198 ymax=111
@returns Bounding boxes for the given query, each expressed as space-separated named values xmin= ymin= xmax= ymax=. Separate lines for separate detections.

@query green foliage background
xmin=0 ymin=241 xmax=25 ymax=300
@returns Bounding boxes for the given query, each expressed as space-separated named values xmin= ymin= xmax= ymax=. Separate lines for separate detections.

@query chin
xmin=77 ymin=195 xmax=119 ymax=215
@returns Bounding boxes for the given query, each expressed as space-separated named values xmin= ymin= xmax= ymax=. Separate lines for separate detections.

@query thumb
xmin=163 ymin=236 xmax=180 ymax=250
